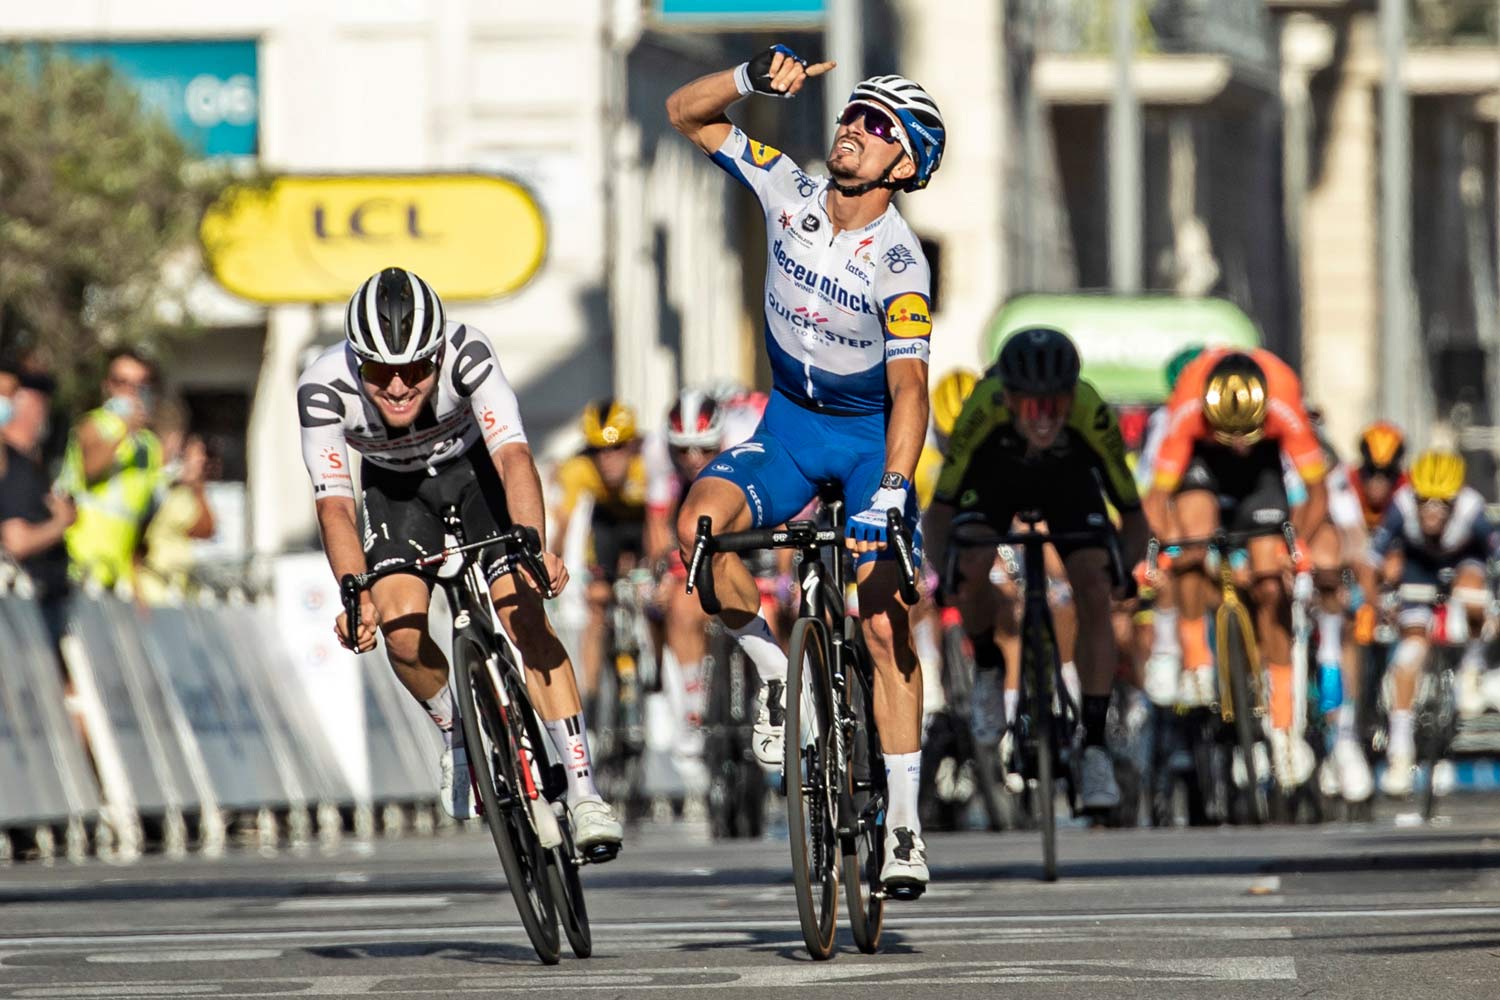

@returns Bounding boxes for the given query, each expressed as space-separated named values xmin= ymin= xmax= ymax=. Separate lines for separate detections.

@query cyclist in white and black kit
xmin=297 ymin=266 xmax=623 ymax=854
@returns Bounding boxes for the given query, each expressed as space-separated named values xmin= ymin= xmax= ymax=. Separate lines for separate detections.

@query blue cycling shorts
xmin=696 ymin=391 xmax=922 ymax=567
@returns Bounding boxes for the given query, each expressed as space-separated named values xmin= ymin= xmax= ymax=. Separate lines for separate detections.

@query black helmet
xmin=995 ymin=327 xmax=1081 ymax=395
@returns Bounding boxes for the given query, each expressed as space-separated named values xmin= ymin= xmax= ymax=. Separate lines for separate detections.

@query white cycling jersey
xmin=297 ymin=322 xmax=527 ymax=499
xmin=708 ymin=126 xmax=933 ymax=415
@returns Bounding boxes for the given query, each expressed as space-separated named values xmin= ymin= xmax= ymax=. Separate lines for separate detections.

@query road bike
xmin=943 ymin=510 xmax=1124 ymax=882
xmin=687 ymin=487 xmax=919 ymax=959
xmin=340 ymin=507 xmax=613 ymax=965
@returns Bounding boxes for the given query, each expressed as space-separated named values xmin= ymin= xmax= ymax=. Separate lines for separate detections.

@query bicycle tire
xmin=1222 ymin=612 xmax=1268 ymax=826
xmin=1022 ymin=618 xmax=1058 ymax=882
xmin=456 ymin=640 xmax=561 ymax=964
xmin=1418 ymin=650 xmax=1454 ymax=823
xmin=842 ymin=635 xmax=885 ymax=954
xmin=785 ymin=616 xmax=840 ymax=960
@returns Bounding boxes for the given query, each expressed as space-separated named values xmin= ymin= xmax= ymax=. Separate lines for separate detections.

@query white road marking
xmin=0 ymin=958 xmax=1298 ymax=997
xmin=273 ymin=895 xmax=450 ymax=912
xmin=0 ymin=903 xmax=1494 ymax=951
xmin=86 ymin=949 xmax=282 ymax=964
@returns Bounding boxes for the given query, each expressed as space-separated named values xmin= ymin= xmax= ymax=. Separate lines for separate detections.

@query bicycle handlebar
xmin=338 ymin=522 xmax=551 ymax=649
xmin=686 ymin=509 xmax=919 ymax=615
xmin=943 ymin=514 xmax=1130 ymax=598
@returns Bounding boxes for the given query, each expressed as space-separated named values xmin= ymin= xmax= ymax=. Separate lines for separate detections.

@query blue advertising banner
xmin=54 ymin=40 xmax=259 ymax=157
xmin=656 ymin=0 xmax=824 ymax=26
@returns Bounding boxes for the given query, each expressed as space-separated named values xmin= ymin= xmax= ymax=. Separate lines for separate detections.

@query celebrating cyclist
xmin=667 ymin=46 xmax=944 ymax=892
xmin=549 ymin=399 xmax=648 ymax=708
xmin=1368 ymin=449 xmax=1500 ymax=796
xmin=1143 ymin=348 xmax=1328 ymax=784
xmin=925 ymin=328 xmax=1149 ymax=811
xmin=298 ymin=267 xmax=623 ymax=855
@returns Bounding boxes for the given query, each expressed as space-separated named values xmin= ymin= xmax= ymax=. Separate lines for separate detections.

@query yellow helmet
xmin=1409 ymin=449 xmax=1465 ymax=502
xmin=581 ymin=397 xmax=638 ymax=449
xmin=931 ymin=368 xmax=979 ymax=437
xmin=1202 ymin=352 xmax=1268 ymax=441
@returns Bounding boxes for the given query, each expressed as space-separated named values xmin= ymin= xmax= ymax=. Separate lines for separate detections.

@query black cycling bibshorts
xmin=954 ymin=433 xmax=1116 ymax=558
xmin=588 ymin=505 xmax=646 ymax=582
xmin=360 ymin=445 xmax=516 ymax=585
xmin=1176 ymin=439 xmax=1290 ymax=533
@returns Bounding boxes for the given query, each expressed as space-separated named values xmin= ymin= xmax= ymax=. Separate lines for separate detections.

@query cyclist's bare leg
xmin=490 ymin=571 xmax=581 ymax=721
xmin=371 ymin=573 xmax=446 ymax=701
xmin=858 ymin=560 xmax=922 ymax=753
xmin=1169 ymin=489 xmax=1220 ymax=690
xmin=1044 ymin=543 xmax=1079 ymax=667
xmin=1063 ymin=548 xmax=1117 ymax=701
xmin=1249 ymin=534 xmax=1294 ymax=730
xmin=581 ymin=577 xmax=611 ymax=700
xmin=676 ymin=477 xmax=760 ymax=622
xmin=664 ymin=581 xmax=710 ymax=671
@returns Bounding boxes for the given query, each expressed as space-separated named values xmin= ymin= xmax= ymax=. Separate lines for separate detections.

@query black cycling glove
xmin=734 ymin=44 xmax=806 ymax=99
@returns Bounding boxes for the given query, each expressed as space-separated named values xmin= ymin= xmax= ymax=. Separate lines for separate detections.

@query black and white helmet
xmin=344 ymin=267 xmax=446 ymax=364
xmin=847 ymin=75 xmax=946 ymax=190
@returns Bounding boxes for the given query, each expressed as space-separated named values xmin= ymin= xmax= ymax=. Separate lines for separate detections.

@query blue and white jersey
xmin=709 ymin=127 xmax=933 ymax=416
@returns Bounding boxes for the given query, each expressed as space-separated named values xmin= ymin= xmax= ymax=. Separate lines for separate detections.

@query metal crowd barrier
xmin=0 ymin=580 xmax=99 ymax=861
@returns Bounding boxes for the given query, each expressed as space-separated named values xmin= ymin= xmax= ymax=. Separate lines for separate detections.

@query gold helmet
xmin=1202 ymin=352 xmax=1268 ymax=442
xmin=930 ymin=368 xmax=979 ymax=438
xmin=1409 ymin=449 xmax=1465 ymax=502
xmin=581 ymin=397 xmax=638 ymax=449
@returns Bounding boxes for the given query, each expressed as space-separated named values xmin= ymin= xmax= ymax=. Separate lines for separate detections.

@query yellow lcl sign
xmin=200 ymin=175 xmax=546 ymax=303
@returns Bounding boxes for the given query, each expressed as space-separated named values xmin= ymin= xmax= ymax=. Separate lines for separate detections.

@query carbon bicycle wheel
xmin=456 ymin=639 xmax=561 ymax=964
xmin=1222 ymin=612 xmax=1268 ymax=826
xmin=842 ymin=631 xmax=885 ymax=954
xmin=785 ymin=616 xmax=840 ymax=960
xmin=1025 ymin=626 xmax=1058 ymax=883
xmin=1418 ymin=651 xmax=1456 ymax=824
xmin=503 ymin=679 xmax=592 ymax=960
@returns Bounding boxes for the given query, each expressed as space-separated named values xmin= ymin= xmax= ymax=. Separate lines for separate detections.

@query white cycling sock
xmin=883 ymin=750 xmax=922 ymax=836
xmin=1318 ymin=612 xmax=1343 ymax=666
xmin=544 ymin=713 xmax=602 ymax=805
xmin=1151 ymin=608 xmax=1181 ymax=657
xmin=730 ymin=609 xmax=787 ymax=685
xmin=422 ymin=683 xmax=456 ymax=749
xmin=1336 ymin=704 xmax=1357 ymax=744
xmin=1388 ymin=709 xmax=1415 ymax=760
xmin=1004 ymin=688 xmax=1019 ymax=727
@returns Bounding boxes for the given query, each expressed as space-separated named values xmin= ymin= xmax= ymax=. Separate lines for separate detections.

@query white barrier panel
xmin=0 ymin=594 xmax=98 ymax=838
xmin=272 ymin=554 xmax=369 ymax=803
xmin=360 ymin=653 xmax=439 ymax=804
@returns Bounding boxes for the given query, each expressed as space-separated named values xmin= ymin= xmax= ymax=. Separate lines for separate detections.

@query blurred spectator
xmin=2 ymin=361 xmax=58 ymax=466
xmin=139 ymin=398 xmax=216 ymax=602
xmin=0 ymin=356 xmax=76 ymax=645
xmin=56 ymin=348 xmax=163 ymax=589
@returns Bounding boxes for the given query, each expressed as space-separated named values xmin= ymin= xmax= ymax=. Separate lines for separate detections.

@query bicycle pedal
xmin=582 ymin=843 xmax=620 ymax=864
xmin=880 ymin=880 xmax=926 ymax=901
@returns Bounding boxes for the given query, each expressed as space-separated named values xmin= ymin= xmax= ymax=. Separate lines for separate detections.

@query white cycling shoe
xmin=1079 ymin=745 xmax=1121 ymax=811
xmin=569 ymin=798 xmax=624 ymax=855
xmin=440 ymin=745 xmax=477 ymax=820
xmin=752 ymin=679 xmax=786 ymax=772
xmin=1334 ymin=738 xmax=1374 ymax=803
xmin=880 ymin=827 xmax=929 ymax=896
xmin=1381 ymin=751 xmax=1415 ymax=798
xmin=1268 ymin=729 xmax=1317 ymax=788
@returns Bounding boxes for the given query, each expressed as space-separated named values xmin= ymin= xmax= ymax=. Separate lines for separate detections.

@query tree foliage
xmin=0 ymin=46 xmax=228 ymax=406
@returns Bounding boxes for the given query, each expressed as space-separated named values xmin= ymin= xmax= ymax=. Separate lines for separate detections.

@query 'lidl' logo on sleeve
xmin=742 ymin=140 xmax=784 ymax=171
xmin=884 ymin=293 xmax=932 ymax=339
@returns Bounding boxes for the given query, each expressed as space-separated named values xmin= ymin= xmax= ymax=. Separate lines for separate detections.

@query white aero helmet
xmin=344 ymin=267 xmax=446 ymax=364
xmin=847 ymin=75 xmax=946 ymax=191
xmin=667 ymin=388 xmax=725 ymax=449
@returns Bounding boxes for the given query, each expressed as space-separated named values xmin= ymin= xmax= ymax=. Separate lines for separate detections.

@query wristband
xmin=733 ymin=62 xmax=754 ymax=97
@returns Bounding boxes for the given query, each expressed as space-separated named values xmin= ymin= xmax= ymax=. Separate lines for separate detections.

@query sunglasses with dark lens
xmin=1013 ymin=394 xmax=1070 ymax=422
xmin=359 ymin=358 xmax=437 ymax=387
xmin=671 ymin=444 xmax=713 ymax=460
xmin=837 ymin=102 xmax=901 ymax=145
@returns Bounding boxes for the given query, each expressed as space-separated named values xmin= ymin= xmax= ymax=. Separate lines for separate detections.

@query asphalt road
xmin=0 ymin=799 xmax=1497 ymax=999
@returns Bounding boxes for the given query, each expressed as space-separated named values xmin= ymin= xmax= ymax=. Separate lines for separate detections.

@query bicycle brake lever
xmin=887 ymin=508 xmax=920 ymax=606
xmin=687 ymin=516 xmax=721 ymax=615
xmin=339 ymin=574 xmax=362 ymax=649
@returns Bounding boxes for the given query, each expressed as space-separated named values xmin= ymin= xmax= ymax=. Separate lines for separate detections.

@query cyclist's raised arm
xmin=666 ymin=46 xmax=833 ymax=155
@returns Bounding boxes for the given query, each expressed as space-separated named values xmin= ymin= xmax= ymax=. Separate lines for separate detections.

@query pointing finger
xmin=804 ymin=61 xmax=837 ymax=77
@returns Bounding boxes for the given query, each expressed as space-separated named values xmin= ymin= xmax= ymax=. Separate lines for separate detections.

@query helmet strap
xmin=828 ymin=150 xmax=909 ymax=197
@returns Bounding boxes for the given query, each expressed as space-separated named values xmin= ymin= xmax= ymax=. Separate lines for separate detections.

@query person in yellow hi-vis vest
xmin=59 ymin=349 xmax=163 ymax=589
